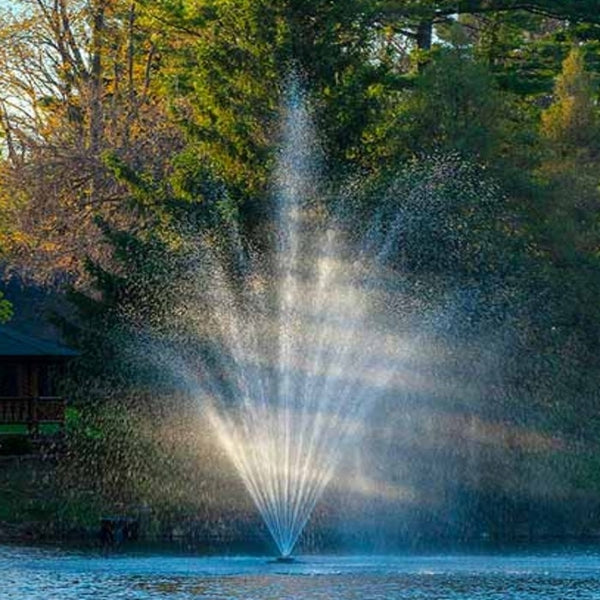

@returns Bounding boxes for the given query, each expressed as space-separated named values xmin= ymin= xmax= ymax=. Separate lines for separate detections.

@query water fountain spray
xmin=201 ymin=82 xmax=401 ymax=559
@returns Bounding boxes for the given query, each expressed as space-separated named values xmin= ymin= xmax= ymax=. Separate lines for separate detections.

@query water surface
xmin=3 ymin=545 xmax=600 ymax=599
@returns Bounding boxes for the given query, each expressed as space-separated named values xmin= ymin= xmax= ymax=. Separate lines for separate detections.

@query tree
xmin=144 ymin=0 xmax=392 ymax=198
xmin=537 ymin=46 xmax=600 ymax=256
xmin=541 ymin=47 xmax=600 ymax=157
xmin=0 ymin=0 xmax=180 ymax=281
xmin=399 ymin=46 xmax=506 ymax=161
xmin=513 ymin=45 xmax=600 ymax=439
xmin=374 ymin=0 xmax=600 ymax=52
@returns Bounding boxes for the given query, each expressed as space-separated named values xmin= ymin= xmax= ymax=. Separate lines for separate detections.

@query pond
xmin=3 ymin=545 xmax=600 ymax=599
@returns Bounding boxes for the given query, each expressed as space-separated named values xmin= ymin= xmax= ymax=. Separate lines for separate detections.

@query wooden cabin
xmin=0 ymin=326 xmax=77 ymax=434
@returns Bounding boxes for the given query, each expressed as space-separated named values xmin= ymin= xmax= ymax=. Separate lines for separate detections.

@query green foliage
xmin=541 ymin=47 xmax=600 ymax=155
xmin=522 ymin=46 xmax=600 ymax=402
xmin=149 ymin=0 xmax=390 ymax=194
xmin=535 ymin=46 xmax=600 ymax=256
xmin=0 ymin=291 xmax=13 ymax=323
xmin=400 ymin=48 xmax=505 ymax=161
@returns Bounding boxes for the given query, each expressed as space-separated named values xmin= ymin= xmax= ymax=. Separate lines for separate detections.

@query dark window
xmin=38 ymin=365 xmax=56 ymax=396
xmin=0 ymin=363 xmax=19 ymax=396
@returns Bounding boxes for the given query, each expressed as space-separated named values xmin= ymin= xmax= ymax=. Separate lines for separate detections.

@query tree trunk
xmin=90 ymin=1 xmax=106 ymax=153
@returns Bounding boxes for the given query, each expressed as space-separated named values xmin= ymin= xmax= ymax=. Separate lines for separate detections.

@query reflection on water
xmin=3 ymin=545 xmax=600 ymax=599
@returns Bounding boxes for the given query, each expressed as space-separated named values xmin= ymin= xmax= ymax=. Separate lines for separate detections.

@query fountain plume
xmin=121 ymin=82 xmax=508 ymax=558
xmin=202 ymin=84 xmax=398 ymax=557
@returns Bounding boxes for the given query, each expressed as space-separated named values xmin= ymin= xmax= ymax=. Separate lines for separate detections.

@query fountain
xmin=143 ymin=80 xmax=502 ymax=560
xmin=187 ymin=82 xmax=408 ymax=560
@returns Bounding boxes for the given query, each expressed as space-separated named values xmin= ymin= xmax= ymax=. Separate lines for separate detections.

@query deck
xmin=0 ymin=396 xmax=66 ymax=434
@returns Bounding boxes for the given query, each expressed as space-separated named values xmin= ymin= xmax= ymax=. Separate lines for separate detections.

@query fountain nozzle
xmin=275 ymin=555 xmax=296 ymax=563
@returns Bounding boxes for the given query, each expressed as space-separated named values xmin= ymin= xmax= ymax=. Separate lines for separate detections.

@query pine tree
xmin=401 ymin=46 xmax=505 ymax=161
xmin=146 ymin=0 xmax=390 ymax=199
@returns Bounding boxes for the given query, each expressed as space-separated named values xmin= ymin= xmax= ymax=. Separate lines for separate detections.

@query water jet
xmin=186 ymin=81 xmax=414 ymax=560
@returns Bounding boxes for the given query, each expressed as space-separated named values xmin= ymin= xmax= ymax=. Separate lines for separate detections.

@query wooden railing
xmin=0 ymin=396 xmax=66 ymax=432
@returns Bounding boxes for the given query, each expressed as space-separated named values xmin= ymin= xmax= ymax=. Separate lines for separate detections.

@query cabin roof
xmin=0 ymin=325 xmax=78 ymax=359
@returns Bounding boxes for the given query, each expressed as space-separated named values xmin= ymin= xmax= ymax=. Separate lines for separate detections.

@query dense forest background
xmin=1 ymin=0 xmax=600 ymax=548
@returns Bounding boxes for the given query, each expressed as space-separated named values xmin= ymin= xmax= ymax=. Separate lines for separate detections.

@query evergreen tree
xmin=145 ymin=0 xmax=391 ymax=200
xmin=400 ymin=46 xmax=506 ymax=161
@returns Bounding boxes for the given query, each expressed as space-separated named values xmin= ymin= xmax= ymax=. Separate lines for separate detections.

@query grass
xmin=0 ymin=424 xmax=63 ymax=435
